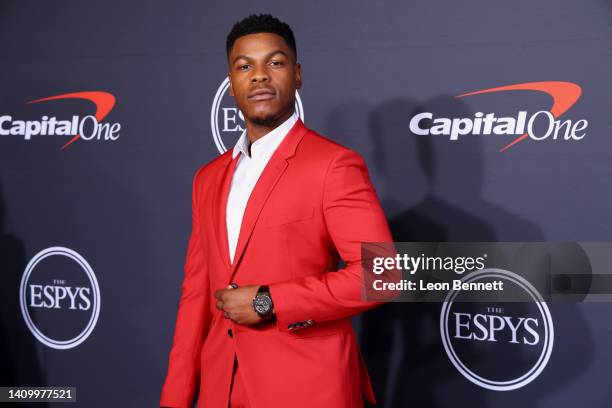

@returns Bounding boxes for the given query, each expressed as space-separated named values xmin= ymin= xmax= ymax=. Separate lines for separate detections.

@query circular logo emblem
xmin=19 ymin=247 xmax=101 ymax=350
xmin=440 ymin=268 xmax=554 ymax=391
xmin=210 ymin=77 xmax=305 ymax=154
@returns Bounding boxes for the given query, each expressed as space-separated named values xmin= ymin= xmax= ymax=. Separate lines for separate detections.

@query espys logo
xmin=410 ymin=81 xmax=587 ymax=152
xmin=440 ymin=268 xmax=554 ymax=391
xmin=210 ymin=77 xmax=304 ymax=154
xmin=19 ymin=247 xmax=101 ymax=350
xmin=0 ymin=91 xmax=121 ymax=150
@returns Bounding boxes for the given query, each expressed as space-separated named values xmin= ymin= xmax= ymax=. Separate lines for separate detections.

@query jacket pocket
xmin=288 ymin=319 xmax=352 ymax=338
xmin=263 ymin=206 xmax=314 ymax=227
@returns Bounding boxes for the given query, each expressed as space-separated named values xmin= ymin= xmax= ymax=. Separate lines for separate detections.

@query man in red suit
xmin=160 ymin=14 xmax=396 ymax=408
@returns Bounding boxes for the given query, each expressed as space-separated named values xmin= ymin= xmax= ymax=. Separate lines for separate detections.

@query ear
xmin=228 ymin=74 xmax=234 ymax=96
xmin=295 ymin=63 xmax=302 ymax=90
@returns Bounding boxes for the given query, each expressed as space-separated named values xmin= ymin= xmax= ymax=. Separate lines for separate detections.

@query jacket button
xmin=227 ymin=329 xmax=233 ymax=338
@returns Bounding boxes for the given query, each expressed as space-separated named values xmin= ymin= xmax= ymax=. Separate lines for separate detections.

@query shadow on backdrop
xmin=0 ymin=177 xmax=49 ymax=407
xmin=325 ymin=96 xmax=594 ymax=408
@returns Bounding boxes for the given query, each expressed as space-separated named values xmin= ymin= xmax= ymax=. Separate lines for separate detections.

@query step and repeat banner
xmin=1 ymin=1 xmax=611 ymax=407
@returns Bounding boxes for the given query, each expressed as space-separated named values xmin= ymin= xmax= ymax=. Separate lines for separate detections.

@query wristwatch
xmin=252 ymin=285 xmax=275 ymax=320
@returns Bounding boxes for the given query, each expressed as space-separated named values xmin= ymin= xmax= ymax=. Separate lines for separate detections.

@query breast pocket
xmin=262 ymin=206 xmax=314 ymax=227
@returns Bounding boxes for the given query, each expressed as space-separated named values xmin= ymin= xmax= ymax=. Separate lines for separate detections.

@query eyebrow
xmin=232 ymin=50 xmax=290 ymax=65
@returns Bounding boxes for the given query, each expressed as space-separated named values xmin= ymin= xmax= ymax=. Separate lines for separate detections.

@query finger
xmin=224 ymin=311 xmax=231 ymax=319
xmin=214 ymin=290 xmax=222 ymax=300
xmin=216 ymin=300 xmax=224 ymax=310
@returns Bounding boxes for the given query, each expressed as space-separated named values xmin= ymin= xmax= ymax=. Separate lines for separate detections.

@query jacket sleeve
xmin=268 ymin=149 xmax=399 ymax=331
xmin=160 ymin=168 xmax=212 ymax=408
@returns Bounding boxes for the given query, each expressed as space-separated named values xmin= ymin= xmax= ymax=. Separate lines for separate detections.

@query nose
xmin=251 ymin=64 xmax=270 ymax=83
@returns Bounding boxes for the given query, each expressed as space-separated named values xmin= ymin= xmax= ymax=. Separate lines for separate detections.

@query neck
xmin=245 ymin=109 xmax=294 ymax=144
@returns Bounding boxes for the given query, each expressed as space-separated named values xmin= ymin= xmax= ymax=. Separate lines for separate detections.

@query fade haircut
xmin=226 ymin=14 xmax=297 ymax=60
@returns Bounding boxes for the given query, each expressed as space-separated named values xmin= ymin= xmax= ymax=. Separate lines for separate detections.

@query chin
xmin=249 ymin=112 xmax=281 ymax=127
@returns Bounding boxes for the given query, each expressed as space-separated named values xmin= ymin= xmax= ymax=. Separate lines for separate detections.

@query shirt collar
xmin=232 ymin=111 xmax=299 ymax=160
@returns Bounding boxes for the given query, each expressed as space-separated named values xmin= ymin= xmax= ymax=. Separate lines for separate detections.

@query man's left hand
xmin=215 ymin=285 xmax=262 ymax=325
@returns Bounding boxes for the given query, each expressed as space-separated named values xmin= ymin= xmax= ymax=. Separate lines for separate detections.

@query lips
xmin=248 ymin=87 xmax=276 ymax=101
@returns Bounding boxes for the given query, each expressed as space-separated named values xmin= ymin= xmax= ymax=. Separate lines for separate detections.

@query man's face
xmin=228 ymin=32 xmax=301 ymax=127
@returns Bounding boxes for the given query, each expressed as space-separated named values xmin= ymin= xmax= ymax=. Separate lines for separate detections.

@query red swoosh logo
xmin=455 ymin=81 xmax=582 ymax=152
xmin=28 ymin=91 xmax=116 ymax=150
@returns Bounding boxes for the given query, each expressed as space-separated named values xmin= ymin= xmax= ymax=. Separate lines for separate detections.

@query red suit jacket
xmin=160 ymin=119 xmax=394 ymax=408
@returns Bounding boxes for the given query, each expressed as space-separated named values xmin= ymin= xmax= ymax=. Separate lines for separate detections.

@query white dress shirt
xmin=226 ymin=111 xmax=299 ymax=264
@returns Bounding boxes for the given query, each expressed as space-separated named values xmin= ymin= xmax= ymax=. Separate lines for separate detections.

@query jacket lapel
xmin=213 ymin=153 xmax=239 ymax=271
xmin=228 ymin=119 xmax=308 ymax=281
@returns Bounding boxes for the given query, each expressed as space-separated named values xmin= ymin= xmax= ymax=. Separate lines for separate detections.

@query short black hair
xmin=226 ymin=14 xmax=297 ymax=60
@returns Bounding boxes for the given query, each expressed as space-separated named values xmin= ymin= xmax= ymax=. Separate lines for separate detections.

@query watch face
xmin=253 ymin=294 xmax=272 ymax=315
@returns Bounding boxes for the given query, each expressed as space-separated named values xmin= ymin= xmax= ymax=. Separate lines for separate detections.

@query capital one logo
xmin=20 ymin=247 xmax=101 ymax=349
xmin=410 ymin=81 xmax=587 ymax=152
xmin=0 ymin=91 xmax=121 ymax=150
xmin=210 ymin=77 xmax=304 ymax=154
xmin=440 ymin=268 xmax=554 ymax=391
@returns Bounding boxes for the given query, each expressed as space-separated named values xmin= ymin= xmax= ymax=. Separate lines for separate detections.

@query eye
xmin=238 ymin=64 xmax=251 ymax=71
xmin=269 ymin=60 xmax=283 ymax=67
